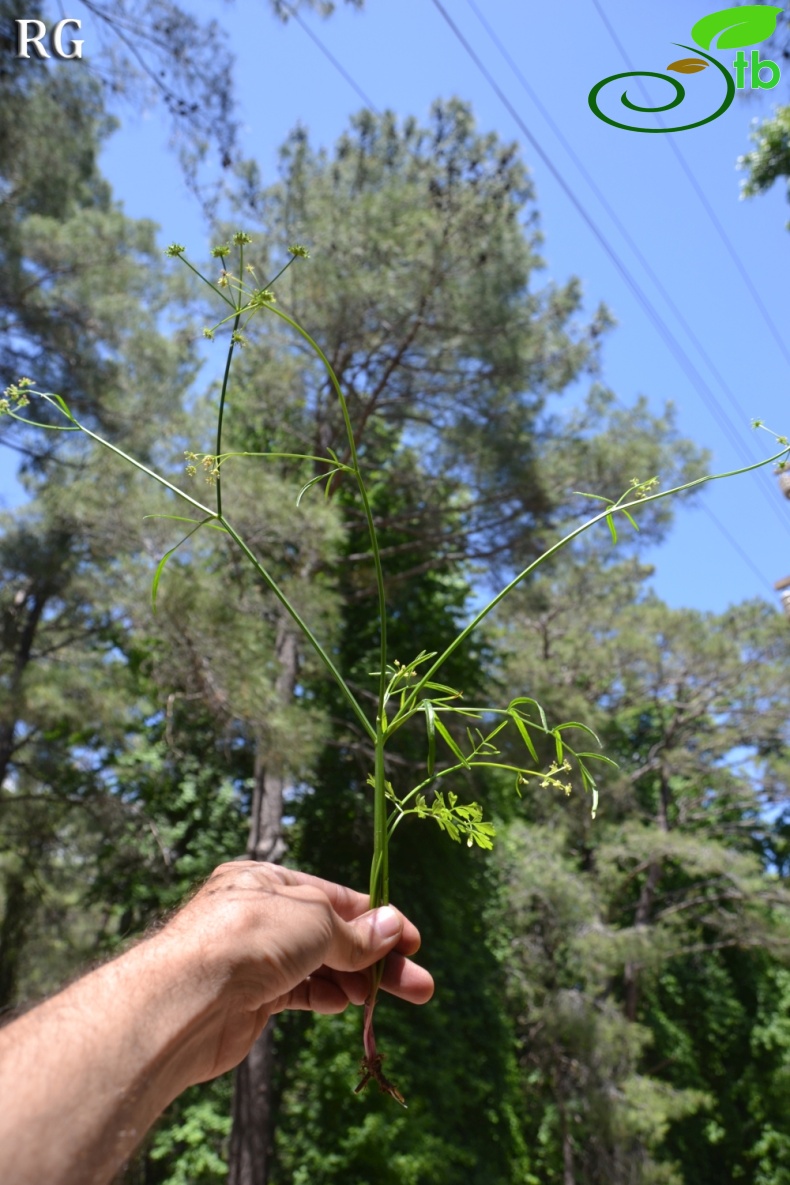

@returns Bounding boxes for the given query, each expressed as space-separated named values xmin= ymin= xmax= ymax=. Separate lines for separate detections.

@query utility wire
xmin=429 ymin=0 xmax=785 ymax=585
xmin=282 ymin=0 xmax=777 ymax=591
xmin=281 ymin=1 xmax=380 ymax=112
xmin=426 ymin=0 xmax=747 ymax=457
xmin=699 ymin=501 xmax=773 ymax=587
xmin=590 ymin=0 xmax=790 ymax=372
xmin=461 ymin=0 xmax=790 ymax=545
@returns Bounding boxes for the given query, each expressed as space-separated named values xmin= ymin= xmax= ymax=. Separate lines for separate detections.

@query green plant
xmin=3 ymin=235 xmax=787 ymax=1103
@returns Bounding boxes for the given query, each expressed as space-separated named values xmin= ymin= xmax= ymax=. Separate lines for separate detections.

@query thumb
xmin=326 ymin=905 xmax=404 ymax=972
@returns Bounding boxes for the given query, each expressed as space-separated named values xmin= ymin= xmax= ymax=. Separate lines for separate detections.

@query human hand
xmin=159 ymin=861 xmax=434 ymax=1084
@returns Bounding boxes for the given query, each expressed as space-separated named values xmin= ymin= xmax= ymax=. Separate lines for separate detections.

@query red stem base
xmin=353 ymin=994 xmax=407 ymax=1107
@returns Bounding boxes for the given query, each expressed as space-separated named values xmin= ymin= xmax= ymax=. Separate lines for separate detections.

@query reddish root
xmin=353 ymin=991 xmax=407 ymax=1107
xmin=354 ymin=1051 xmax=407 ymax=1107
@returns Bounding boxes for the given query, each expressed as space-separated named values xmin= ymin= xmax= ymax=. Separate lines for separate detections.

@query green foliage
xmin=492 ymin=556 xmax=790 ymax=1183
xmin=144 ymin=1080 xmax=233 ymax=1185
xmin=402 ymin=787 xmax=496 ymax=848
xmin=4 ymin=68 xmax=790 ymax=1185
xmin=740 ymin=106 xmax=790 ymax=221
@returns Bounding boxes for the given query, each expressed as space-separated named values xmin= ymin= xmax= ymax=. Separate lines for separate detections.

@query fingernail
xmin=372 ymin=906 xmax=401 ymax=942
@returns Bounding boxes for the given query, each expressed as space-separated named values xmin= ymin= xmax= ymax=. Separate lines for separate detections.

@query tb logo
xmin=589 ymin=4 xmax=783 ymax=133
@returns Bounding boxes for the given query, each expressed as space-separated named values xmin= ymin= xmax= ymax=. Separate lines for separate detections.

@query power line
xmin=589 ymin=0 xmax=790 ymax=372
xmin=460 ymin=0 xmax=790 ymax=545
xmin=284 ymin=0 xmax=777 ymax=592
xmin=281 ymin=2 xmax=380 ymax=112
xmin=702 ymin=502 xmax=774 ymax=587
xmin=426 ymin=0 xmax=738 ymax=451
xmin=429 ymin=0 xmax=787 ymax=585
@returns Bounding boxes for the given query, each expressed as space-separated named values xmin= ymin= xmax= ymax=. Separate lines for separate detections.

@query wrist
xmin=0 ymin=929 xmax=232 ymax=1185
xmin=137 ymin=925 xmax=239 ymax=1091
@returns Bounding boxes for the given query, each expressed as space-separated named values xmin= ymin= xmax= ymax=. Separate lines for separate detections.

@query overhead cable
xmin=461 ymin=0 xmax=790 ymax=544
xmin=285 ymin=0 xmax=778 ymax=592
xmin=281 ymin=1 xmax=379 ymax=112
xmin=590 ymin=0 xmax=790 ymax=372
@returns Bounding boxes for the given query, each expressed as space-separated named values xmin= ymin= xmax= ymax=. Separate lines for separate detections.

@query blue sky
xmin=3 ymin=0 xmax=790 ymax=614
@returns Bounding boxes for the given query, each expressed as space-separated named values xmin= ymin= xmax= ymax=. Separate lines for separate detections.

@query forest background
xmin=3 ymin=1 xmax=790 ymax=1183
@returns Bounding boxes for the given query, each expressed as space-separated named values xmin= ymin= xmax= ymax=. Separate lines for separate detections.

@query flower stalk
xmin=4 ymin=239 xmax=788 ymax=1107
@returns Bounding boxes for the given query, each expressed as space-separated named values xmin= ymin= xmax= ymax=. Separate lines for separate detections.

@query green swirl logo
xmin=589 ymin=5 xmax=783 ymax=134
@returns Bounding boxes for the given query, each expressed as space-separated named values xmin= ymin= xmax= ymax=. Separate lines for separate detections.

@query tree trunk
xmin=562 ymin=1127 xmax=575 ymax=1185
xmin=555 ymin=1073 xmax=575 ymax=1185
xmin=228 ymin=1022 xmax=276 ymax=1185
xmin=228 ymin=620 xmax=299 ymax=1185
xmin=0 ymin=582 xmax=49 ymax=795
xmin=0 ymin=868 xmax=34 ymax=1012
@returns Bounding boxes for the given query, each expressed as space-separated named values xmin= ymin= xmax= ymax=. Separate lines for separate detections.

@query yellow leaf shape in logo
xmin=667 ymin=58 xmax=710 ymax=73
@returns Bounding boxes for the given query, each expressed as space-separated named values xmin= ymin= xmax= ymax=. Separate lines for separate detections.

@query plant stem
xmin=37 ymin=397 xmax=375 ymax=741
xmin=261 ymin=306 xmax=398 ymax=1082
xmin=370 ymin=720 xmax=389 ymax=909
xmin=265 ymin=305 xmax=389 ymax=714
xmin=218 ymin=514 xmax=375 ymax=740
xmin=405 ymin=449 xmax=790 ymax=708
xmin=215 ymin=316 xmax=240 ymax=519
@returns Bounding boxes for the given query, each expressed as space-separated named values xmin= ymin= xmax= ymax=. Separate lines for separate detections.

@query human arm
xmin=0 ymin=861 xmax=434 ymax=1185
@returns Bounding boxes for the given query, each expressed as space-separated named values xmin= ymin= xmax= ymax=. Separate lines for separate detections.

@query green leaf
xmin=606 ymin=513 xmax=618 ymax=543
xmin=509 ymin=697 xmax=549 ymax=731
xmin=470 ymin=826 xmax=495 ymax=851
xmin=555 ymin=721 xmax=602 ymax=744
xmin=151 ymin=545 xmax=181 ymax=613
xmin=409 ymin=650 xmax=439 ymax=668
xmin=143 ymin=514 xmax=227 ymax=533
xmin=296 ymin=468 xmax=342 ymax=506
xmin=576 ymin=751 xmax=619 ymax=769
xmin=48 ymin=392 xmax=76 ymax=422
xmin=151 ymin=520 xmax=210 ymax=611
xmin=433 ymin=717 xmax=470 ymax=767
xmin=573 ymin=490 xmax=611 ymax=503
xmin=509 ymin=711 xmax=539 ymax=762
xmin=691 ymin=5 xmax=782 ymax=50
xmin=424 ymin=700 xmax=436 ymax=777
xmin=423 ymin=680 xmax=463 ymax=697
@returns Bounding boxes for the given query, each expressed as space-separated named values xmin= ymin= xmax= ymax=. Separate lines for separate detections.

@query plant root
xmin=354 ymin=1051 xmax=407 ymax=1107
xmin=354 ymin=990 xmax=407 ymax=1106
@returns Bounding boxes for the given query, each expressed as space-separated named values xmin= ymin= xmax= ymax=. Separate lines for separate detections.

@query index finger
xmin=266 ymin=864 xmax=423 ymax=956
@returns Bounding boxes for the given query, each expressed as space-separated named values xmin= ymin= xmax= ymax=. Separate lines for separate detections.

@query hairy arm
xmin=0 ymin=862 xmax=433 ymax=1185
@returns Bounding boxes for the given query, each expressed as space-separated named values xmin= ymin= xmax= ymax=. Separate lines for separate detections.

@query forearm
xmin=0 ymin=929 xmax=222 ymax=1185
xmin=0 ymin=862 xmax=433 ymax=1185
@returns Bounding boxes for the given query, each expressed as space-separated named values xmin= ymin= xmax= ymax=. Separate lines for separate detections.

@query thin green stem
xmin=211 ymin=450 xmax=353 ymax=472
xmin=370 ymin=722 xmax=389 ymax=907
xmin=179 ymin=257 xmax=236 ymax=310
xmin=218 ymin=514 xmax=375 ymax=741
xmin=207 ymin=288 xmax=387 ymax=713
xmin=367 ymin=724 xmax=389 ymax=1004
xmin=4 ymin=411 xmax=80 ymax=432
xmin=215 ymin=314 xmax=241 ymax=519
xmin=36 ymin=394 xmax=375 ymax=741
xmin=405 ymin=449 xmax=790 ymax=709
xmin=263 ymin=303 xmax=392 ymax=932
xmin=264 ymin=304 xmax=389 ymax=718
xmin=263 ymin=255 xmax=298 ymax=290
xmin=52 ymin=410 xmax=217 ymax=518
